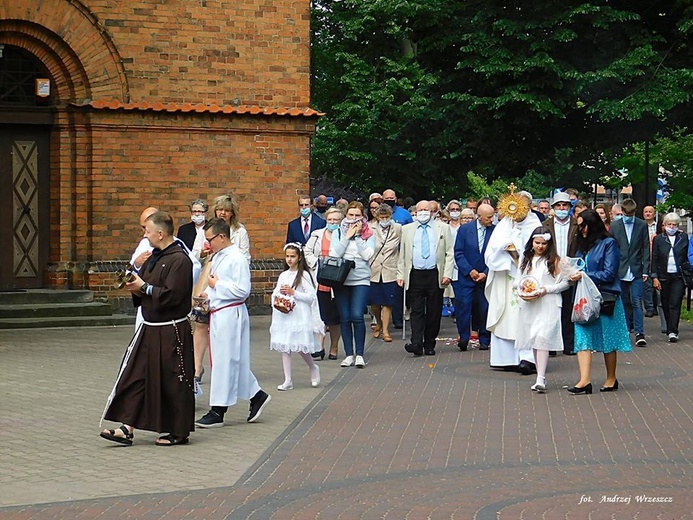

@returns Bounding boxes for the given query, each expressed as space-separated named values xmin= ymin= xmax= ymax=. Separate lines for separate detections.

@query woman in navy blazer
xmin=651 ymin=213 xmax=690 ymax=342
xmin=567 ymin=210 xmax=631 ymax=395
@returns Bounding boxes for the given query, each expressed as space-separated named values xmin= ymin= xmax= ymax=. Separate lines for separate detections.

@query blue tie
xmin=421 ymin=225 xmax=430 ymax=259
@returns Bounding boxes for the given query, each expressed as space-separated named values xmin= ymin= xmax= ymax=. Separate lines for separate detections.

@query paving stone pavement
xmin=1 ymin=314 xmax=692 ymax=519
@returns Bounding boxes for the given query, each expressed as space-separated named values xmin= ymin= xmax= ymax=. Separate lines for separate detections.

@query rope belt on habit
xmin=142 ymin=317 xmax=189 ymax=326
xmin=210 ymin=300 xmax=247 ymax=314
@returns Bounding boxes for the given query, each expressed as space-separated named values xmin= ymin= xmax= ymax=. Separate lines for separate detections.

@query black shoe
xmin=518 ymin=361 xmax=536 ymax=376
xmin=328 ymin=353 xmax=338 ymax=360
xmin=425 ymin=349 xmax=436 ymax=356
xmin=458 ymin=340 xmax=468 ymax=352
xmin=645 ymin=310 xmax=655 ymax=318
xmin=393 ymin=324 xmax=403 ymax=330
xmin=563 ymin=350 xmax=576 ymax=356
xmin=311 ymin=349 xmax=326 ymax=360
xmin=635 ymin=334 xmax=647 ymax=347
xmin=599 ymin=380 xmax=619 ymax=392
xmin=404 ymin=343 xmax=423 ymax=356
xmin=247 ymin=390 xmax=271 ymax=423
xmin=549 ymin=351 xmax=557 ymax=357
xmin=196 ymin=410 xmax=224 ymax=428
xmin=478 ymin=343 xmax=489 ymax=351
xmin=567 ymin=383 xmax=592 ymax=395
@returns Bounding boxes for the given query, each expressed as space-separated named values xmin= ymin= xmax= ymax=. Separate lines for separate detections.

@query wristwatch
xmin=140 ymin=283 xmax=150 ymax=295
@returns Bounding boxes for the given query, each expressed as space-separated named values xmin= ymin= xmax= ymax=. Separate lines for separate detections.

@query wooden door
xmin=0 ymin=125 xmax=50 ymax=289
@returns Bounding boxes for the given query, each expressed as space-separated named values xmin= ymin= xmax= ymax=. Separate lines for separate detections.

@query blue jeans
xmin=621 ymin=278 xmax=644 ymax=335
xmin=334 ymin=284 xmax=369 ymax=356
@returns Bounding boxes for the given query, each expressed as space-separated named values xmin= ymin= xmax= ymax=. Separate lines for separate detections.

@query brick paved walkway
xmin=1 ymin=315 xmax=691 ymax=519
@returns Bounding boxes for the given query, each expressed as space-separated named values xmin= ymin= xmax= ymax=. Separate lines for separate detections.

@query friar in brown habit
xmin=100 ymin=211 xmax=195 ymax=446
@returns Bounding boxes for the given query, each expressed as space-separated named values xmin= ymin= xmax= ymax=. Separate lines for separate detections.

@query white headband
xmin=532 ymin=232 xmax=552 ymax=241
xmin=283 ymin=242 xmax=303 ymax=252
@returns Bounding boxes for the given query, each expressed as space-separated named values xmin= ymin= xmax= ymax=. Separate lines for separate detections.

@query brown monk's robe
xmin=105 ymin=242 xmax=195 ymax=438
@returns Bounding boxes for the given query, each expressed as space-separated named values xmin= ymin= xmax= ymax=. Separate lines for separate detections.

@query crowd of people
xmin=99 ymin=187 xmax=692 ymax=446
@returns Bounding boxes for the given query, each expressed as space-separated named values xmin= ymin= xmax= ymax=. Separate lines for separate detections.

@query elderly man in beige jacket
xmin=397 ymin=200 xmax=455 ymax=356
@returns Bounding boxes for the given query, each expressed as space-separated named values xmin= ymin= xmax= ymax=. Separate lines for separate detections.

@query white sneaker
xmin=311 ymin=365 xmax=321 ymax=387
xmin=341 ymin=355 xmax=354 ymax=367
xmin=277 ymin=382 xmax=294 ymax=391
xmin=354 ymin=355 xmax=365 ymax=368
xmin=668 ymin=333 xmax=679 ymax=343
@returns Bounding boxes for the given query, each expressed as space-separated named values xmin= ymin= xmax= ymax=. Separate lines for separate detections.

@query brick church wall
xmin=2 ymin=0 xmax=318 ymax=310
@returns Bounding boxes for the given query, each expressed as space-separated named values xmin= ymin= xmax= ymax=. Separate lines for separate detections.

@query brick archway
xmin=0 ymin=0 xmax=129 ymax=102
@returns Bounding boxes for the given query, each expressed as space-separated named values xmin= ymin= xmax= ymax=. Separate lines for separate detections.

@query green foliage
xmin=311 ymin=0 xmax=693 ymax=200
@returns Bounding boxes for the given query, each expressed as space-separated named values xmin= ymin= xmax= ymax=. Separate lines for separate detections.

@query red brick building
xmin=0 ymin=0 xmax=319 ymax=308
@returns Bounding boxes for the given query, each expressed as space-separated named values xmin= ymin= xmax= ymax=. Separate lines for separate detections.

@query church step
xmin=0 ymin=302 xmax=114 ymax=319
xmin=0 ymin=289 xmax=94 ymax=305
xmin=0 ymin=314 xmax=135 ymax=329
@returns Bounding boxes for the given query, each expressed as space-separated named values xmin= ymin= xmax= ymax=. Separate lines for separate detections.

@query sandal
xmin=382 ymin=333 xmax=392 ymax=342
xmin=373 ymin=326 xmax=381 ymax=339
xmin=100 ymin=425 xmax=134 ymax=446
xmin=155 ymin=434 xmax=189 ymax=446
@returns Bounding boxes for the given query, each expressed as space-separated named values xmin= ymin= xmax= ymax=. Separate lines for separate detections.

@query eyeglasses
xmin=206 ymin=233 xmax=221 ymax=243
xmin=191 ymin=210 xmax=206 ymax=215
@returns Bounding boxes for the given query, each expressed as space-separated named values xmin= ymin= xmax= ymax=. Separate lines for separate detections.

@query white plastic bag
xmin=559 ymin=256 xmax=586 ymax=277
xmin=571 ymin=275 xmax=602 ymax=324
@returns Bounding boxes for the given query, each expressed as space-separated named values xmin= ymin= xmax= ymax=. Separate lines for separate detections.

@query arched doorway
xmin=0 ymin=45 xmax=53 ymax=289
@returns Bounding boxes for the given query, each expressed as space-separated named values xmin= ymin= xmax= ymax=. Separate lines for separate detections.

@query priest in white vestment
xmin=484 ymin=191 xmax=541 ymax=373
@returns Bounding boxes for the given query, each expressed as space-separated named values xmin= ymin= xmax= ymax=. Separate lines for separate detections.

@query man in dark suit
xmin=610 ymin=198 xmax=650 ymax=347
xmin=453 ymin=203 xmax=495 ymax=351
xmin=285 ymin=194 xmax=326 ymax=245
xmin=544 ymin=192 xmax=579 ymax=355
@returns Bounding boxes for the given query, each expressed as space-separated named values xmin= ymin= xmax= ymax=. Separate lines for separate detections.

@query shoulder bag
xmin=317 ymin=256 xmax=356 ymax=287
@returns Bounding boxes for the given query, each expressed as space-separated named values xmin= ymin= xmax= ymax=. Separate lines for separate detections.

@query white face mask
xmin=449 ymin=210 xmax=461 ymax=220
xmin=416 ymin=211 xmax=431 ymax=224
xmin=191 ymin=214 xmax=205 ymax=225
xmin=379 ymin=219 xmax=392 ymax=228
xmin=665 ymin=227 xmax=678 ymax=236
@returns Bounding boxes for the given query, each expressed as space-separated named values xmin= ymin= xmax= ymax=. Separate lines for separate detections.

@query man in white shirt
xmin=544 ymin=192 xmax=579 ymax=355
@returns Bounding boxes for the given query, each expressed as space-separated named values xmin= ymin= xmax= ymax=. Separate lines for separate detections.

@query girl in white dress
xmin=270 ymin=243 xmax=325 ymax=390
xmin=515 ymin=227 xmax=569 ymax=393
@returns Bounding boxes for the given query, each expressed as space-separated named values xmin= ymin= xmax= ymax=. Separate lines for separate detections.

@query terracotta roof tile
xmin=76 ymin=99 xmax=324 ymax=117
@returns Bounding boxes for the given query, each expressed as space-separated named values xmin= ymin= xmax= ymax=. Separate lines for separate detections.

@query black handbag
xmin=600 ymin=291 xmax=617 ymax=317
xmin=681 ymin=263 xmax=693 ymax=289
xmin=317 ymin=256 xmax=356 ymax=287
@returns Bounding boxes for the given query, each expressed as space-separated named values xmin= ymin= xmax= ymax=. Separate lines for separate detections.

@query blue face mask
xmin=612 ymin=215 xmax=623 ymax=221
xmin=300 ymin=208 xmax=311 ymax=217
xmin=554 ymin=209 xmax=569 ymax=220
xmin=622 ymin=215 xmax=635 ymax=224
xmin=570 ymin=199 xmax=578 ymax=207
xmin=326 ymin=223 xmax=339 ymax=232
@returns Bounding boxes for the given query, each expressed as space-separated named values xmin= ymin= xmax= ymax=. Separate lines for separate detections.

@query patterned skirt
xmin=574 ymin=296 xmax=632 ymax=353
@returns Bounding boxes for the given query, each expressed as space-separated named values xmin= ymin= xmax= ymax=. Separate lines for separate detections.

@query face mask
xmin=570 ymin=199 xmax=578 ymax=207
xmin=384 ymin=199 xmax=396 ymax=208
xmin=326 ymin=223 xmax=339 ymax=232
xmin=623 ymin=215 xmax=635 ymax=224
xmin=315 ymin=206 xmax=327 ymax=214
xmin=666 ymin=227 xmax=678 ymax=236
xmin=300 ymin=208 xmax=311 ymax=217
xmin=416 ymin=211 xmax=431 ymax=224
xmin=191 ymin=214 xmax=205 ymax=225
xmin=344 ymin=217 xmax=360 ymax=224
xmin=379 ymin=219 xmax=392 ymax=228
xmin=612 ymin=215 xmax=622 ymax=221
xmin=449 ymin=210 xmax=461 ymax=220
xmin=554 ymin=209 xmax=569 ymax=220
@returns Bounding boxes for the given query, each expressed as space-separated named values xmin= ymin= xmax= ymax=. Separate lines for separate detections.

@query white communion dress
xmin=269 ymin=270 xmax=325 ymax=354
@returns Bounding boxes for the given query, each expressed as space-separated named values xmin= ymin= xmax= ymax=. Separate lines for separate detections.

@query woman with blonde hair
xmin=211 ymin=194 xmax=251 ymax=260
xmin=305 ymin=207 xmax=343 ymax=360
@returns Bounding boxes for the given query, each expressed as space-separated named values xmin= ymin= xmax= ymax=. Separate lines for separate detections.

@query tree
xmin=311 ymin=0 xmax=693 ymax=200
